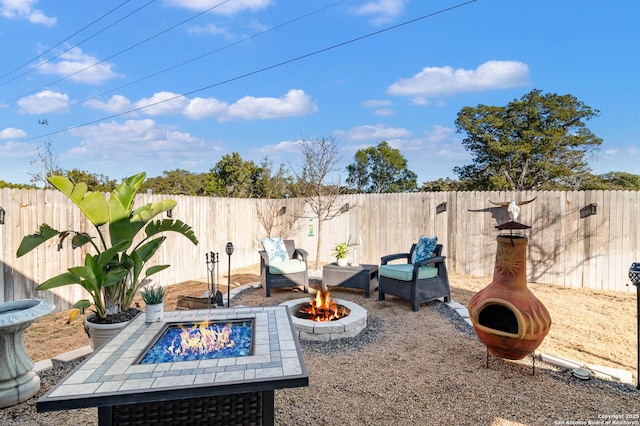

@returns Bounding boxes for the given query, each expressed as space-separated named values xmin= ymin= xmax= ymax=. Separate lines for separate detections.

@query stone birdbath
xmin=0 ymin=299 xmax=55 ymax=408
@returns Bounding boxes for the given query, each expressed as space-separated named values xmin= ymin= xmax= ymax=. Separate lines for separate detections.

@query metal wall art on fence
xmin=1 ymin=188 xmax=639 ymax=312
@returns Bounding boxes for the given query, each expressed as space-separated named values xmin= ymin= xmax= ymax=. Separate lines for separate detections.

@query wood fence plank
xmin=2 ymin=189 xmax=639 ymax=312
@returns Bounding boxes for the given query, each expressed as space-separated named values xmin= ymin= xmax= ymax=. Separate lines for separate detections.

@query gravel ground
xmin=3 ymin=282 xmax=639 ymax=426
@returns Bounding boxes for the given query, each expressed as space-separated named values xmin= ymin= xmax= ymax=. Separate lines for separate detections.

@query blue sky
xmin=1 ymin=0 xmax=638 ymax=186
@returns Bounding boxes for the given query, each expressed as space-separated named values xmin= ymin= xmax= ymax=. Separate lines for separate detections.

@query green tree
xmin=205 ymin=153 xmax=261 ymax=197
xmin=65 ymin=169 xmax=116 ymax=192
xmin=0 ymin=180 xmax=34 ymax=189
xmin=255 ymin=157 xmax=294 ymax=199
xmin=346 ymin=141 xmax=417 ymax=193
xmin=581 ymin=171 xmax=640 ymax=190
xmin=143 ymin=169 xmax=206 ymax=195
xmin=454 ymin=89 xmax=602 ymax=190
xmin=419 ymin=177 xmax=464 ymax=192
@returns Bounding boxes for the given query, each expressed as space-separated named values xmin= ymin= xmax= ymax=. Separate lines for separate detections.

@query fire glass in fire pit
xmin=37 ymin=307 xmax=309 ymax=425
xmin=139 ymin=320 xmax=253 ymax=364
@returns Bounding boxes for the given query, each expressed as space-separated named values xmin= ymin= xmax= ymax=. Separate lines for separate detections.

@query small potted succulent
xmin=140 ymin=284 xmax=166 ymax=322
xmin=333 ymin=242 xmax=349 ymax=266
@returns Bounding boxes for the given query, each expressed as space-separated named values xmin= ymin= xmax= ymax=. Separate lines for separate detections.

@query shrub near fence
xmin=1 ymin=188 xmax=638 ymax=312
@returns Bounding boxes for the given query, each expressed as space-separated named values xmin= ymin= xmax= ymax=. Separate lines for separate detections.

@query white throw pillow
xmin=260 ymin=237 xmax=288 ymax=263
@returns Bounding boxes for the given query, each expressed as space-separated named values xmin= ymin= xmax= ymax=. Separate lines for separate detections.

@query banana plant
xmin=16 ymin=172 xmax=198 ymax=321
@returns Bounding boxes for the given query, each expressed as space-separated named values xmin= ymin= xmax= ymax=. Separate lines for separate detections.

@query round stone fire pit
xmin=280 ymin=298 xmax=367 ymax=341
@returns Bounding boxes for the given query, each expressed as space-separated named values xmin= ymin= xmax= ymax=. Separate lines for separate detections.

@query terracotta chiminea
xmin=468 ymin=233 xmax=552 ymax=360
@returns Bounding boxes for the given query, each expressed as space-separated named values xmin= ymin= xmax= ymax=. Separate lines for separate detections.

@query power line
xmin=5 ymin=0 xmax=231 ymax=103
xmin=0 ymin=0 xmax=138 ymax=83
xmin=18 ymin=0 xmax=478 ymax=143
xmin=44 ymin=0 xmax=349 ymax=116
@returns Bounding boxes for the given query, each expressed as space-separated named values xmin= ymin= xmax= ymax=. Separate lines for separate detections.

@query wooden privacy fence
xmin=1 ymin=188 xmax=638 ymax=312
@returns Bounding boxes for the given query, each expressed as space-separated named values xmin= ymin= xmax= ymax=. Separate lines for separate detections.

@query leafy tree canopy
xmin=65 ymin=169 xmax=117 ymax=192
xmin=0 ymin=180 xmax=34 ymax=189
xmin=205 ymin=153 xmax=262 ymax=198
xmin=255 ymin=157 xmax=296 ymax=199
xmin=581 ymin=171 xmax=640 ymax=190
xmin=346 ymin=140 xmax=417 ymax=193
xmin=143 ymin=169 xmax=207 ymax=195
xmin=454 ymin=89 xmax=602 ymax=190
xmin=419 ymin=177 xmax=465 ymax=192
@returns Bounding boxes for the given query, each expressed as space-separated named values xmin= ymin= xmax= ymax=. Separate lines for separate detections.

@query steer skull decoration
xmin=488 ymin=197 xmax=537 ymax=222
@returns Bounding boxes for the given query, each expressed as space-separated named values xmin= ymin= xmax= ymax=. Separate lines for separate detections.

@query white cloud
xmin=602 ymin=145 xmax=640 ymax=159
xmin=227 ymin=89 xmax=317 ymax=120
xmin=337 ymin=124 xmax=411 ymax=142
xmin=604 ymin=146 xmax=638 ymax=157
xmin=373 ymin=108 xmax=394 ymax=116
xmin=386 ymin=125 xmax=468 ymax=176
xmin=84 ymin=95 xmax=132 ymax=114
xmin=362 ymin=99 xmax=394 ymax=115
xmin=387 ymin=60 xmax=530 ymax=98
xmin=184 ymin=97 xmax=228 ymax=120
xmin=1 ymin=0 xmax=55 ymax=26
xmin=87 ymin=89 xmax=317 ymax=121
xmin=390 ymin=125 xmax=470 ymax=181
xmin=421 ymin=125 xmax=468 ymax=158
xmin=134 ymin=92 xmax=189 ymax=116
xmin=66 ymin=119 xmax=210 ymax=175
xmin=17 ymin=90 xmax=70 ymax=114
xmin=333 ymin=123 xmax=469 ymax=182
xmin=410 ymin=97 xmax=431 ymax=106
xmin=0 ymin=140 xmax=39 ymax=159
xmin=254 ymin=139 xmax=301 ymax=157
xmin=423 ymin=125 xmax=454 ymax=143
xmin=36 ymin=46 xmax=120 ymax=84
xmin=250 ymin=139 xmax=311 ymax=175
xmin=352 ymin=0 xmax=406 ymax=24
xmin=590 ymin=144 xmax=639 ymax=176
xmin=188 ymin=23 xmax=234 ymax=39
xmin=166 ymin=0 xmax=273 ymax=15
xmin=361 ymin=99 xmax=391 ymax=108
xmin=0 ymin=127 xmax=27 ymax=139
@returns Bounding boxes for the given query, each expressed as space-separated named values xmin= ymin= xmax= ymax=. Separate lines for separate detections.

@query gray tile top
xmin=38 ymin=306 xmax=308 ymax=411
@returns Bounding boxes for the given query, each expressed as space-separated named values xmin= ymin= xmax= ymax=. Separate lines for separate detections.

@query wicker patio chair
xmin=259 ymin=238 xmax=309 ymax=297
xmin=378 ymin=242 xmax=450 ymax=311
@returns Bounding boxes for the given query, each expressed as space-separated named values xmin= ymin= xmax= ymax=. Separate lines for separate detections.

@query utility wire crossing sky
xmin=0 ymin=0 xmax=638 ymax=185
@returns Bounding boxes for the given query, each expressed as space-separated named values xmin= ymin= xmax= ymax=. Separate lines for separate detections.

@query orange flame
xmin=167 ymin=321 xmax=235 ymax=356
xmin=299 ymin=286 xmax=348 ymax=322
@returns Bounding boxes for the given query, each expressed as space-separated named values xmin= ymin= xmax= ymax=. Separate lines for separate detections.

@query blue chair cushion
xmin=261 ymin=237 xmax=288 ymax=263
xmin=411 ymin=236 xmax=437 ymax=264
xmin=268 ymin=259 xmax=306 ymax=275
xmin=379 ymin=264 xmax=438 ymax=281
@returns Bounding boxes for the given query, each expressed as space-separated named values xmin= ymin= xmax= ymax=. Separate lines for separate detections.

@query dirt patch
xmin=24 ymin=272 xmax=637 ymax=376
xmin=450 ymin=273 xmax=636 ymax=373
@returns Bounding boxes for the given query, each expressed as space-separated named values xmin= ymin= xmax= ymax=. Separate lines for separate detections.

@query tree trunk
xmin=314 ymin=216 xmax=322 ymax=270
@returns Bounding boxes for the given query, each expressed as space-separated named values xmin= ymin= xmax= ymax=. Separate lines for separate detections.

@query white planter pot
xmin=337 ymin=258 xmax=348 ymax=267
xmin=85 ymin=316 xmax=131 ymax=350
xmin=145 ymin=303 xmax=164 ymax=323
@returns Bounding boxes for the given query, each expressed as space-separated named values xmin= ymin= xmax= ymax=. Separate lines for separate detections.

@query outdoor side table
xmin=322 ymin=263 xmax=379 ymax=298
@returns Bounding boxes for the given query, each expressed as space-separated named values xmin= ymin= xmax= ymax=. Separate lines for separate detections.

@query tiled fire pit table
xmin=37 ymin=307 xmax=308 ymax=426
